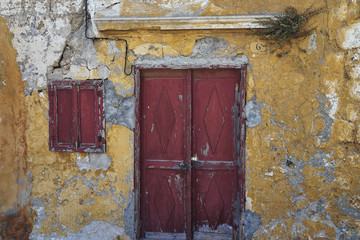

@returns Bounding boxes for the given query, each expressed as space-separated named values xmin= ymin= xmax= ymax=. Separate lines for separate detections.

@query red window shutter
xmin=79 ymin=85 xmax=97 ymax=146
xmin=78 ymin=81 xmax=105 ymax=152
xmin=49 ymin=80 xmax=105 ymax=152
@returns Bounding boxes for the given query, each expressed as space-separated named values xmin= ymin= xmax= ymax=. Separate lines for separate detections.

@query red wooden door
xmin=140 ymin=69 xmax=242 ymax=239
xmin=192 ymin=70 xmax=240 ymax=239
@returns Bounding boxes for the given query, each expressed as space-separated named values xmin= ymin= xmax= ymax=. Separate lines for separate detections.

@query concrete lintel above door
xmin=134 ymin=55 xmax=249 ymax=70
xmin=94 ymin=15 xmax=276 ymax=32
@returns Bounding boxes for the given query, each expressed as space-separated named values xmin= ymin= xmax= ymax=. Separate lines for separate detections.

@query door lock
xmin=191 ymin=154 xmax=198 ymax=162
xmin=175 ymin=155 xmax=202 ymax=173
xmin=178 ymin=162 xmax=190 ymax=172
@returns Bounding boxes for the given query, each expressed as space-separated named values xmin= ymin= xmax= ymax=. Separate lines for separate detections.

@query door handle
xmin=191 ymin=155 xmax=198 ymax=162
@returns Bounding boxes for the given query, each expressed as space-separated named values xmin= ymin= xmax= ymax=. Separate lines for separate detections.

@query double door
xmin=140 ymin=69 xmax=243 ymax=239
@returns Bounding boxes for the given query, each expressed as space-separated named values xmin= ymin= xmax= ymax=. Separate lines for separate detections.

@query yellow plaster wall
xmin=26 ymin=89 xmax=134 ymax=237
xmin=0 ymin=17 xmax=27 ymax=214
xmin=93 ymin=0 xmax=360 ymax=238
xmin=0 ymin=16 xmax=33 ymax=238
xmin=16 ymin=0 xmax=360 ymax=238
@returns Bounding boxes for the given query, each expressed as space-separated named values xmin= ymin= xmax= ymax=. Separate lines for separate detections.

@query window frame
xmin=48 ymin=80 xmax=105 ymax=153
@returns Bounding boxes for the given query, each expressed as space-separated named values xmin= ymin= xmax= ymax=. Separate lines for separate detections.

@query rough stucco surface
xmin=0 ymin=16 xmax=32 ymax=239
xmin=1 ymin=0 xmax=360 ymax=239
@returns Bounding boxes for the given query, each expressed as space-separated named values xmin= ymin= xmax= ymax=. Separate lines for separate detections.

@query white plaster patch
xmin=2 ymin=0 xmax=85 ymax=94
xmin=201 ymin=143 xmax=210 ymax=156
xmin=88 ymin=0 xmax=100 ymax=37
xmin=0 ymin=0 xmax=22 ymax=16
xmin=158 ymin=0 xmax=209 ymax=9
xmin=307 ymin=32 xmax=317 ymax=52
xmin=327 ymin=94 xmax=338 ymax=119
xmin=70 ymin=65 xmax=90 ymax=79
xmin=325 ymin=80 xmax=338 ymax=119
xmin=198 ymin=223 xmax=233 ymax=234
xmin=246 ymin=196 xmax=253 ymax=211
xmin=334 ymin=3 xmax=348 ymax=21
xmin=107 ymin=40 xmax=120 ymax=55
xmin=76 ymin=153 xmax=112 ymax=171
xmin=350 ymin=64 xmax=360 ymax=79
xmin=353 ymin=50 xmax=360 ymax=62
xmin=135 ymin=55 xmax=248 ymax=70
xmin=10 ymin=16 xmax=71 ymax=92
xmin=337 ymin=22 xmax=360 ymax=49
xmin=134 ymin=43 xmax=161 ymax=56
xmin=38 ymin=91 xmax=46 ymax=104
xmin=98 ymin=65 xmax=111 ymax=79
xmin=93 ymin=0 xmax=122 ymax=11
xmin=351 ymin=81 xmax=360 ymax=99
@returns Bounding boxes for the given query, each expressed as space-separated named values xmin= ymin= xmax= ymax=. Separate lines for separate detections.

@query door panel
xmin=145 ymin=169 xmax=185 ymax=232
xmin=192 ymin=70 xmax=239 ymax=233
xmin=141 ymin=70 xmax=188 ymax=234
xmin=142 ymin=71 xmax=186 ymax=159
xmin=193 ymin=70 xmax=237 ymax=161
xmin=140 ymin=69 xmax=241 ymax=239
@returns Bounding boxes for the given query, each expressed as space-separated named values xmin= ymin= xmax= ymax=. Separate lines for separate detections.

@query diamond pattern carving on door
xmin=203 ymin=177 xmax=224 ymax=226
xmin=154 ymin=177 xmax=176 ymax=228
xmin=154 ymin=86 xmax=176 ymax=153
xmin=203 ymin=86 xmax=225 ymax=153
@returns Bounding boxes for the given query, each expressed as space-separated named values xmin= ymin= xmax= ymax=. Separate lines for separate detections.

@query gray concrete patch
xmin=105 ymin=80 xmax=135 ymax=130
xmin=124 ymin=195 xmax=134 ymax=239
xmin=30 ymin=220 xmax=125 ymax=240
xmin=245 ymin=97 xmax=263 ymax=128
xmin=309 ymin=150 xmax=335 ymax=183
xmin=29 ymin=198 xmax=47 ymax=238
xmin=287 ymin=197 xmax=328 ymax=237
xmin=283 ymin=155 xmax=305 ymax=192
xmin=244 ymin=209 xmax=262 ymax=239
xmin=336 ymin=222 xmax=360 ymax=240
xmin=337 ymin=196 xmax=360 ymax=220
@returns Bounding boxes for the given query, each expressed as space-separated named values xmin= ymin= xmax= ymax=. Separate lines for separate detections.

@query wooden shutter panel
xmin=49 ymin=80 xmax=105 ymax=152
xmin=79 ymin=85 xmax=98 ymax=147
xmin=50 ymin=84 xmax=77 ymax=150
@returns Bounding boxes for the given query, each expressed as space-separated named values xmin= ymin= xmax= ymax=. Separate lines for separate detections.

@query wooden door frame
xmin=134 ymin=65 xmax=247 ymax=240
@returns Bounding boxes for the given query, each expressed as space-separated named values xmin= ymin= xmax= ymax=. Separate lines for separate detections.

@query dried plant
xmin=254 ymin=7 xmax=322 ymax=47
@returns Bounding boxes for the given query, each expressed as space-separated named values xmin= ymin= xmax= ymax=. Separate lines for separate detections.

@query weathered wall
xmin=0 ymin=1 xmax=136 ymax=239
xmin=1 ymin=0 xmax=360 ymax=239
xmin=0 ymin=16 xmax=32 ymax=238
